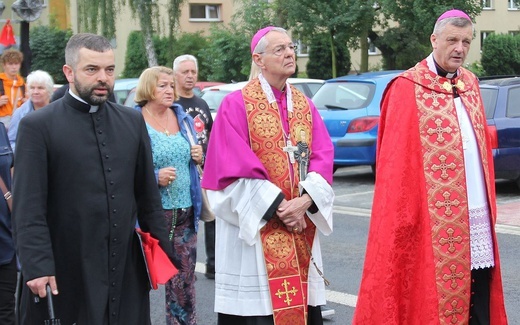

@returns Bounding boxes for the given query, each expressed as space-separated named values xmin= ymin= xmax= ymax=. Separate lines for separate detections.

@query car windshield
xmin=480 ymin=88 xmax=498 ymax=119
xmin=313 ymin=82 xmax=375 ymax=110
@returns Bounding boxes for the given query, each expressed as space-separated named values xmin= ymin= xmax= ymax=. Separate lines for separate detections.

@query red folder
xmin=136 ymin=228 xmax=178 ymax=290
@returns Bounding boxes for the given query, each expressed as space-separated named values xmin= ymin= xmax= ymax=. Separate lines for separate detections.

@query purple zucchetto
xmin=250 ymin=26 xmax=275 ymax=54
xmin=436 ymin=9 xmax=471 ymax=23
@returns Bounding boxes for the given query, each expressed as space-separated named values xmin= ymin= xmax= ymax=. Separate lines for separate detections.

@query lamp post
xmin=11 ymin=0 xmax=43 ymax=77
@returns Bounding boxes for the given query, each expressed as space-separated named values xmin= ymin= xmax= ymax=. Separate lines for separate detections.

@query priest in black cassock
xmin=12 ymin=33 xmax=173 ymax=325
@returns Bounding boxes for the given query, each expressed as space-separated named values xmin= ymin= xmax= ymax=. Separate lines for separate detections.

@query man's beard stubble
xmin=74 ymin=79 xmax=113 ymax=106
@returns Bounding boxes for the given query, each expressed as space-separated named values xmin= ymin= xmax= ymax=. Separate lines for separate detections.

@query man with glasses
xmin=202 ymin=26 xmax=334 ymax=325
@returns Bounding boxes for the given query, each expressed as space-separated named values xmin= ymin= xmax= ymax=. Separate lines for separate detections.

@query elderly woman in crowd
xmin=7 ymin=70 xmax=53 ymax=152
xmin=134 ymin=66 xmax=203 ymax=325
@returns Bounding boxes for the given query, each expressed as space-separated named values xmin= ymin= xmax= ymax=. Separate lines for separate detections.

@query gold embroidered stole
xmin=405 ymin=64 xmax=492 ymax=324
xmin=243 ymin=79 xmax=315 ymax=325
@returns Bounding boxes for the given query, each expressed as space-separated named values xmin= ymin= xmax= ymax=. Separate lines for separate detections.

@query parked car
xmin=200 ymin=78 xmax=324 ymax=115
xmin=123 ymin=81 xmax=225 ymax=108
xmin=192 ymin=81 xmax=225 ymax=97
xmin=314 ymin=70 xmax=404 ymax=173
xmin=479 ymin=76 xmax=520 ymax=187
xmin=114 ymin=78 xmax=139 ymax=105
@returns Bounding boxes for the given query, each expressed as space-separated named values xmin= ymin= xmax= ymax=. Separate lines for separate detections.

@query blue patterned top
xmin=146 ymin=126 xmax=192 ymax=209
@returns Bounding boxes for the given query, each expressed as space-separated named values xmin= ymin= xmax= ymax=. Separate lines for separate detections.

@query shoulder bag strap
xmin=182 ymin=120 xmax=204 ymax=177
xmin=0 ymin=175 xmax=12 ymax=211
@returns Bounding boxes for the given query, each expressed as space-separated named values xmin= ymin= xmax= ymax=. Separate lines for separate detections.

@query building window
xmin=508 ymin=0 xmax=518 ymax=9
xmin=510 ymin=31 xmax=520 ymax=36
xmin=480 ymin=31 xmax=494 ymax=49
xmin=482 ymin=0 xmax=493 ymax=9
xmin=295 ymin=39 xmax=309 ymax=57
xmin=368 ymin=39 xmax=378 ymax=55
xmin=189 ymin=4 xmax=221 ymax=21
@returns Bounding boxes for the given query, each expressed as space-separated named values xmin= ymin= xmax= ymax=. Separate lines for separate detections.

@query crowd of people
xmin=0 ymin=7 xmax=510 ymax=325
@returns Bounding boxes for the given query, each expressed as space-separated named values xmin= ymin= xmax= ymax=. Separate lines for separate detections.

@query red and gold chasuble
xmin=403 ymin=63 xmax=495 ymax=324
xmin=242 ymin=79 xmax=314 ymax=325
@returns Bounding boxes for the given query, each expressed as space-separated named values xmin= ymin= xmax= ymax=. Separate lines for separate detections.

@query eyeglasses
xmin=260 ymin=43 xmax=298 ymax=56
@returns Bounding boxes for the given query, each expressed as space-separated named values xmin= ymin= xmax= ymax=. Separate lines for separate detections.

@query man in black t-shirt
xmin=173 ymin=54 xmax=215 ymax=279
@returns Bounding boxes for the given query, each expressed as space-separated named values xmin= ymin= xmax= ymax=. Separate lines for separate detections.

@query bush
xmin=121 ymin=32 xmax=211 ymax=80
xmin=29 ymin=26 xmax=73 ymax=84
xmin=306 ymin=33 xmax=351 ymax=79
xmin=121 ymin=31 xmax=149 ymax=78
xmin=199 ymin=26 xmax=250 ymax=83
xmin=169 ymin=32 xmax=210 ymax=80
xmin=481 ymin=33 xmax=520 ymax=76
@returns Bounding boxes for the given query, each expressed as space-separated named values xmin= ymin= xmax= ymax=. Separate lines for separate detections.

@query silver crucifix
xmin=282 ymin=139 xmax=298 ymax=164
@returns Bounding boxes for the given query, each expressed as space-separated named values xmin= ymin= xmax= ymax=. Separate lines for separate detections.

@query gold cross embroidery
xmin=275 ymin=279 xmax=299 ymax=306
xmin=431 ymin=155 xmax=457 ymax=180
xmin=423 ymin=91 xmax=445 ymax=108
xmin=427 ymin=119 xmax=453 ymax=143
xmin=439 ymin=228 xmax=463 ymax=253
xmin=443 ymin=299 xmax=464 ymax=324
xmin=442 ymin=264 xmax=465 ymax=289
xmin=434 ymin=191 xmax=461 ymax=216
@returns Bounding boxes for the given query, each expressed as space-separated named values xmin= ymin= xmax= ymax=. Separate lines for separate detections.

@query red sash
xmin=243 ymin=79 xmax=315 ymax=325
xmin=404 ymin=64 xmax=492 ymax=324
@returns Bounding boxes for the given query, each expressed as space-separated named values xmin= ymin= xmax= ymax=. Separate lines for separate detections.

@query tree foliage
xmin=121 ymin=31 xmax=149 ymax=78
xmin=283 ymin=0 xmax=374 ymax=76
xmin=121 ymin=31 xmax=211 ymax=79
xmin=199 ymin=25 xmax=250 ymax=83
xmin=77 ymin=0 xmax=118 ymax=38
xmin=77 ymin=0 xmax=187 ymax=67
xmin=306 ymin=33 xmax=351 ymax=80
xmin=372 ymin=0 xmax=482 ymax=70
xmin=481 ymin=33 xmax=520 ymax=76
xmin=29 ymin=25 xmax=73 ymax=84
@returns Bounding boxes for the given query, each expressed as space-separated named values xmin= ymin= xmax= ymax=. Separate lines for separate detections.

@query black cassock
xmin=12 ymin=93 xmax=172 ymax=325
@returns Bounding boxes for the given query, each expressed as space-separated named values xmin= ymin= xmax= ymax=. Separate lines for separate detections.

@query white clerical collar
xmin=426 ymin=53 xmax=458 ymax=78
xmin=258 ymin=74 xmax=293 ymax=112
xmin=68 ymin=89 xmax=99 ymax=113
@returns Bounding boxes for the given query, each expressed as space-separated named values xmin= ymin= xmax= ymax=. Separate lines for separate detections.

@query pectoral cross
xmin=283 ymin=139 xmax=298 ymax=164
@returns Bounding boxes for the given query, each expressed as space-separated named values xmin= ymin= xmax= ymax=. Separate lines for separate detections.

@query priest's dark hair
xmin=65 ymin=33 xmax=113 ymax=69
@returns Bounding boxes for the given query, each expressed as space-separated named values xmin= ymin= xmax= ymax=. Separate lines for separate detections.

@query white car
xmin=201 ymin=78 xmax=324 ymax=116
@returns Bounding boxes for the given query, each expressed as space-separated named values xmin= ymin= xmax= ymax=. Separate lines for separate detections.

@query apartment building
xmin=0 ymin=0 xmax=518 ymax=77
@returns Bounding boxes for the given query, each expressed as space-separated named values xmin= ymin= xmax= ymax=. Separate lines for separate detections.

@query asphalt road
xmin=150 ymin=166 xmax=520 ymax=324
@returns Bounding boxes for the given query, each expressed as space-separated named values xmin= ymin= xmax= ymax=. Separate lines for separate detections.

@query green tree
xmin=199 ymin=25 xmax=250 ymax=82
xmin=77 ymin=0 xmax=187 ymax=67
xmin=369 ymin=27 xmax=430 ymax=70
xmin=371 ymin=0 xmax=482 ymax=70
xmin=121 ymin=31 xmax=149 ymax=78
xmin=78 ymin=0 xmax=118 ymax=39
xmin=122 ymin=32 xmax=211 ymax=79
xmin=29 ymin=26 xmax=73 ymax=84
xmin=284 ymin=0 xmax=374 ymax=77
xmin=169 ymin=33 xmax=210 ymax=80
xmin=306 ymin=33 xmax=351 ymax=79
xmin=481 ymin=33 xmax=520 ymax=75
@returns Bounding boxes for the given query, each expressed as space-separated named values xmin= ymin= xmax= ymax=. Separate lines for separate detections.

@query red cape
xmin=353 ymin=60 xmax=508 ymax=324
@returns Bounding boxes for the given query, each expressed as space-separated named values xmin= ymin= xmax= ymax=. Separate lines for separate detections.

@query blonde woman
xmin=134 ymin=66 xmax=203 ymax=325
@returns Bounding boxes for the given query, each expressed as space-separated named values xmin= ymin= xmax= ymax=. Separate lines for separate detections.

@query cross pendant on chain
xmin=282 ymin=139 xmax=298 ymax=164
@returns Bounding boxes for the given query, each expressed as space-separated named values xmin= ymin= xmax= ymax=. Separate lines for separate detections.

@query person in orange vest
xmin=0 ymin=49 xmax=25 ymax=127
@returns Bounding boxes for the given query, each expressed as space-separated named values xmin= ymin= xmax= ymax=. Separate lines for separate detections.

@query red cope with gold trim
xmin=243 ymin=79 xmax=315 ymax=325
xmin=406 ymin=64 xmax=483 ymax=324
xmin=353 ymin=60 xmax=508 ymax=325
